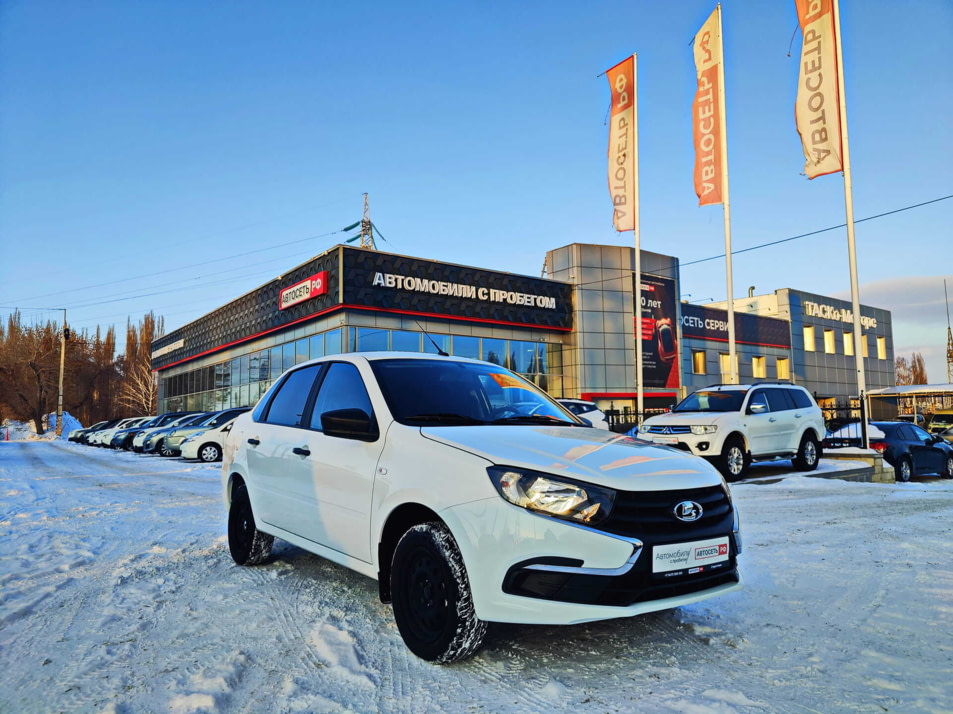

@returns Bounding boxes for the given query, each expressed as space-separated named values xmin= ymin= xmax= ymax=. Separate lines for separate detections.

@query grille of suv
xmin=643 ymin=425 xmax=692 ymax=435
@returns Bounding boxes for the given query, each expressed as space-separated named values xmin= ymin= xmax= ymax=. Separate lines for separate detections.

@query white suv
xmin=223 ymin=352 xmax=742 ymax=663
xmin=637 ymin=383 xmax=825 ymax=480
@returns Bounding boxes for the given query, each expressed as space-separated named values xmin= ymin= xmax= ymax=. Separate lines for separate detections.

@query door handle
xmin=768 ymin=417 xmax=777 ymax=423
xmin=293 ymin=446 xmax=311 ymax=457
xmin=794 ymin=413 xmax=802 ymax=418
xmin=247 ymin=438 xmax=260 ymax=446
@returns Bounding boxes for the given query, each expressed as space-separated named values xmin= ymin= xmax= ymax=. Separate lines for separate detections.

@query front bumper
xmin=440 ymin=487 xmax=741 ymax=625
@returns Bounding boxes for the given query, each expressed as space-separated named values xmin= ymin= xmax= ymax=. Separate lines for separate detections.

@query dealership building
xmin=151 ymin=243 xmax=895 ymax=419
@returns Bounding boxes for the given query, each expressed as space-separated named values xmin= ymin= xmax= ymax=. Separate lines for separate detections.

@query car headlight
xmin=487 ymin=467 xmax=615 ymax=526
xmin=180 ymin=435 xmax=195 ymax=445
xmin=639 ymin=423 xmax=651 ymax=433
xmin=690 ymin=425 xmax=718 ymax=435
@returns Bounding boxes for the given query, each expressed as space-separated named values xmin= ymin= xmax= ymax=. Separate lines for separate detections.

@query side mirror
xmin=579 ymin=417 xmax=593 ymax=427
xmin=321 ymin=408 xmax=378 ymax=442
xmin=748 ymin=403 xmax=768 ymax=415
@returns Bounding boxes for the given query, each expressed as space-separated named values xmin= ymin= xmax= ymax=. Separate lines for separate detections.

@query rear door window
xmin=765 ymin=388 xmax=795 ymax=412
xmin=263 ymin=365 xmax=322 ymax=427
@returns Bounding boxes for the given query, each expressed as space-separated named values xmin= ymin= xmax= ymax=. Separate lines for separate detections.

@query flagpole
xmin=715 ymin=3 xmax=737 ymax=384
xmin=832 ymin=0 xmax=868 ymax=447
xmin=631 ymin=53 xmax=645 ymax=425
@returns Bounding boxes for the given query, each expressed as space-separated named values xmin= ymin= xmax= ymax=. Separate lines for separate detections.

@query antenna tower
xmin=945 ymin=279 xmax=952 ymax=383
xmin=360 ymin=193 xmax=376 ymax=249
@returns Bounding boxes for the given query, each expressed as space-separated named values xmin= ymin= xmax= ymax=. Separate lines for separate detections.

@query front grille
xmin=601 ymin=484 xmax=733 ymax=540
xmin=645 ymin=425 xmax=692 ymax=434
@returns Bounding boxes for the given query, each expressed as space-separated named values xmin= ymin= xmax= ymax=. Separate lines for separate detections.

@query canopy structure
xmin=867 ymin=384 xmax=953 ymax=419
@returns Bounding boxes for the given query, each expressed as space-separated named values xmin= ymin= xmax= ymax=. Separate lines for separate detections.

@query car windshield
xmin=672 ymin=389 xmax=745 ymax=413
xmin=370 ymin=358 xmax=581 ymax=427
xmin=931 ymin=414 xmax=953 ymax=429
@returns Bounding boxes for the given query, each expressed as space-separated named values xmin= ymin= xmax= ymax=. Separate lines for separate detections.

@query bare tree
xmin=895 ymin=356 xmax=912 ymax=386
xmin=118 ymin=313 xmax=161 ymax=415
xmin=910 ymin=352 xmax=928 ymax=385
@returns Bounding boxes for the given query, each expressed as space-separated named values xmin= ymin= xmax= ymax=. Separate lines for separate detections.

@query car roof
xmin=296 ymin=351 xmax=496 ymax=368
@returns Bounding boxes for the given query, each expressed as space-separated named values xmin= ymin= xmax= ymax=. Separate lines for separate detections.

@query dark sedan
xmin=824 ymin=421 xmax=953 ymax=482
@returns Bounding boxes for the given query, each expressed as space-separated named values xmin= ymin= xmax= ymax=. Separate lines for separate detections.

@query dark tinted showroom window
xmin=265 ymin=365 xmax=321 ymax=427
xmin=310 ymin=363 xmax=374 ymax=430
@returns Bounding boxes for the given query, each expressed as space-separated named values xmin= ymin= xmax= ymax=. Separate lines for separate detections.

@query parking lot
xmin=1 ymin=439 xmax=951 ymax=713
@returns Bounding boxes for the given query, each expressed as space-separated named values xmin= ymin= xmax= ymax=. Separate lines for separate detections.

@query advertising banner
xmin=794 ymin=0 xmax=843 ymax=178
xmin=633 ymin=273 xmax=680 ymax=388
xmin=692 ymin=7 xmax=724 ymax=206
xmin=344 ymin=248 xmax=574 ymax=331
xmin=606 ymin=56 xmax=636 ymax=231
xmin=680 ymin=303 xmax=791 ymax=348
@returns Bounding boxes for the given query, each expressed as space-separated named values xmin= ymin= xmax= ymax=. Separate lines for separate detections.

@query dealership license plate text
xmin=652 ymin=537 xmax=730 ymax=573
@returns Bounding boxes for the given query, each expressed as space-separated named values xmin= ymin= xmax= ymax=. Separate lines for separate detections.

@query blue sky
xmin=1 ymin=0 xmax=951 ymax=380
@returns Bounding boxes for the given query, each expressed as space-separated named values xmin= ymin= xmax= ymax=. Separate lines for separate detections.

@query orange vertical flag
xmin=794 ymin=0 xmax=843 ymax=178
xmin=692 ymin=8 xmax=724 ymax=206
xmin=607 ymin=56 xmax=636 ymax=231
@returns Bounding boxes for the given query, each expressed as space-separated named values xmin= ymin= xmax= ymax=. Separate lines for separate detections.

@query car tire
xmin=199 ymin=443 xmax=222 ymax=463
xmin=159 ymin=440 xmax=174 ymax=457
xmin=717 ymin=436 xmax=749 ymax=481
xmin=390 ymin=522 xmax=487 ymax=664
xmin=943 ymin=455 xmax=953 ymax=479
xmin=895 ymin=456 xmax=912 ymax=483
xmin=228 ymin=482 xmax=273 ymax=565
xmin=793 ymin=432 xmax=821 ymax=471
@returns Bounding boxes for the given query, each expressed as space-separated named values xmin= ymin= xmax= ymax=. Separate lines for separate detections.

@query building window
xmin=824 ymin=329 xmax=836 ymax=354
xmin=452 ymin=335 xmax=480 ymax=360
xmin=692 ymin=350 xmax=707 ymax=375
xmin=803 ymin=325 xmax=815 ymax=352
xmin=777 ymin=357 xmax=790 ymax=380
xmin=719 ymin=353 xmax=731 ymax=381
xmin=877 ymin=336 xmax=887 ymax=360
xmin=862 ymin=334 xmax=869 ymax=358
xmin=752 ymin=356 xmax=766 ymax=379
xmin=843 ymin=331 xmax=854 ymax=356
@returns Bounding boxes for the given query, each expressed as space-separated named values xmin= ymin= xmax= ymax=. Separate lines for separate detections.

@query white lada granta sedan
xmin=223 ymin=352 xmax=743 ymax=663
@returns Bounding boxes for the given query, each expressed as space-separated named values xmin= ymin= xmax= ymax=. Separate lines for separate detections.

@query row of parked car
xmin=67 ymin=407 xmax=250 ymax=462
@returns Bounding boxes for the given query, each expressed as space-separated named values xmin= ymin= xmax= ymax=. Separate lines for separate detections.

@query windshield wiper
xmin=489 ymin=415 xmax=582 ymax=426
xmin=404 ymin=413 xmax=486 ymax=426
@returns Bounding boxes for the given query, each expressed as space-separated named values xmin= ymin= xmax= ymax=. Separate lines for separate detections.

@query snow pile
xmin=47 ymin=411 xmax=82 ymax=438
xmin=1 ymin=418 xmax=36 ymax=441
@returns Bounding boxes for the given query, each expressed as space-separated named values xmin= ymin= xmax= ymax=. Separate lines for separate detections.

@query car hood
xmin=643 ymin=412 xmax=727 ymax=428
xmin=419 ymin=425 xmax=723 ymax=491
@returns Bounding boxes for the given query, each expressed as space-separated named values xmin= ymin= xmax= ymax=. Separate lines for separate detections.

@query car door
xmin=744 ymin=389 xmax=776 ymax=455
xmin=290 ymin=361 xmax=383 ymax=563
xmin=907 ymin=424 xmax=943 ymax=474
xmin=247 ymin=364 xmax=324 ymax=533
xmin=764 ymin=388 xmax=798 ymax=452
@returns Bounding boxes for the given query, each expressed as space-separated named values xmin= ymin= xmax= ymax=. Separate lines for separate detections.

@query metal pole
xmin=716 ymin=4 xmax=738 ymax=384
xmin=56 ymin=308 xmax=66 ymax=437
xmin=832 ymin=0 xmax=868 ymax=448
xmin=632 ymin=53 xmax=644 ymax=425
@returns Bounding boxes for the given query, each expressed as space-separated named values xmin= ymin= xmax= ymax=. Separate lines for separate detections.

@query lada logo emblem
xmin=674 ymin=501 xmax=703 ymax=522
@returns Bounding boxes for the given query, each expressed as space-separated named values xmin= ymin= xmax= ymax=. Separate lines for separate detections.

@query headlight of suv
xmin=690 ymin=425 xmax=718 ymax=435
xmin=487 ymin=467 xmax=615 ymax=526
xmin=639 ymin=423 xmax=652 ymax=433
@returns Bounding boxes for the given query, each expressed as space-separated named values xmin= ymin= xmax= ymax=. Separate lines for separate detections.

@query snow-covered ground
xmin=1 ymin=440 xmax=951 ymax=714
